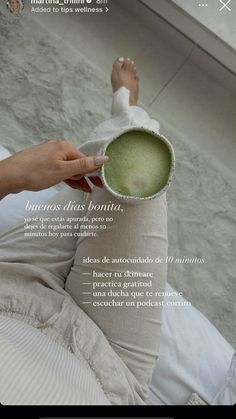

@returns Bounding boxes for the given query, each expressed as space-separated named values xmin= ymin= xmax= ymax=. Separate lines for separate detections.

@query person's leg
xmin=65 ymin=59 xmax=168 ymax=398
xmin=78 ymin=58 xmax=160 ymax=159
xmin=66 ymin=188 xmax=167 ymax=398
xmin=0 ymin=185 xmax=146 ymax=405
xmin=0 ymin=58 xmax=169 ymax=401
xmin=0 ymin=188 xmax=86 ymax=318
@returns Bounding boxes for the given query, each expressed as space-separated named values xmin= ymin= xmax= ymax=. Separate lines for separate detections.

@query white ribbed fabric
xmin=0 ymin=315 xmax=110 ymax=405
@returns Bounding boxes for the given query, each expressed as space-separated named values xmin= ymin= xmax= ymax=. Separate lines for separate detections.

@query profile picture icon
xmin=7 ymin=0 xmax=24 ymax=15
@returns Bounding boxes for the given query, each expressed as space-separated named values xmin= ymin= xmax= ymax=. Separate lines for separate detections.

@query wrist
xmin=0 ymin=157 xmax=25 ymax=196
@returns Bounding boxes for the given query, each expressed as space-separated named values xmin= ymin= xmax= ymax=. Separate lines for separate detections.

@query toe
xmin=124 ymin=59 xmax=137 ymax=78
xmin=124 ymin=57 xmax=131 ymax=65
xmin=112 ymin=57 xmax=125 ymax=74
xmin=130 ymin=60 xmax=135 ymax=69
xmin=112 ymin=57 xmax=124 ymax=70
xmin=124 ymin=58 xmax=134 ymax=70
xmin=118 ymin=57 xmax=125 ymax=63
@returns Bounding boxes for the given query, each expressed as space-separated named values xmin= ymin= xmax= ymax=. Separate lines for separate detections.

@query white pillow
xmin=212 ymin=353 xmax=236 ymax=405
xmin=0 ymin=145 xmax=235 ymax=405
xmin=149 ymin=284 xmax=235 ymax=405
xmin=0 ymin=315 xmax=110 ymax=405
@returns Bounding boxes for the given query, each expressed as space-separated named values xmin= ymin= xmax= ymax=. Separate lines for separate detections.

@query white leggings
xmin=0 ymin=87 xmax=168 ymax=403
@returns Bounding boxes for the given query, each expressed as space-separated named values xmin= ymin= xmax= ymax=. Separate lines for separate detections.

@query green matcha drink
xmin=104 ymin=130 xmax=172 ymax=198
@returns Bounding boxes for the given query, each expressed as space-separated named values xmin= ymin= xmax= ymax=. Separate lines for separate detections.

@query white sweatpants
xmin=0 ymin=87 xmax=168 ymax=404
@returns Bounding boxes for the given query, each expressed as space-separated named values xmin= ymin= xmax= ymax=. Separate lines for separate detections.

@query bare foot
xmin=111 ymin=57 xmax=139 ymax=106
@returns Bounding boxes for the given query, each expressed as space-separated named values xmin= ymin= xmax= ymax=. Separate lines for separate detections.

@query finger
xmin=71 ymin=168 xmax=101 ymax=180
xmin=64 ymin=145 xmax=86 ymax=161
xmin=64 ymin=178 xmax=92 ymax=193
xmin=89 ymin=176 xmax=103 ymax=188
xmin=64 ymin=179 xmax=83 ymax=191
xmin=63 ymin=155 xmax=109 ymax=177
xmin=77 ymin=177 xmax=92 ymax=193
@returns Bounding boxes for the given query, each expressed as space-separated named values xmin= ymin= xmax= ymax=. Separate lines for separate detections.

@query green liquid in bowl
xmin=104 ymin=130 xmax=172 ymax=198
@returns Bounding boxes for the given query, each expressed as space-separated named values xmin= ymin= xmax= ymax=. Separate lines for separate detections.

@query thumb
xmin=64 ymin=155 xmax=109 ymax=177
